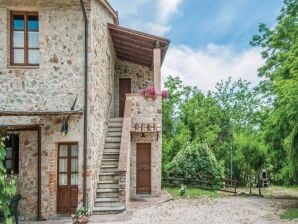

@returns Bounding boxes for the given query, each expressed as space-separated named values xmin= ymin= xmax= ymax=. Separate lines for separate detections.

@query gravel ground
xmin=103 ymin=197 xmax=298 ymax=224
xmin=22 ymin=196 xmax=298 ymax=224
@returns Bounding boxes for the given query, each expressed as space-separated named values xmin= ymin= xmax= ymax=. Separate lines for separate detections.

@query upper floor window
xmin=10 ymin=12 xmax=39 ymax=66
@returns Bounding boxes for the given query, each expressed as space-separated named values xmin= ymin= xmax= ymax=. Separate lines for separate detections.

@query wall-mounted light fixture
xmin=59 ymin=94 xmax=78 ymax=137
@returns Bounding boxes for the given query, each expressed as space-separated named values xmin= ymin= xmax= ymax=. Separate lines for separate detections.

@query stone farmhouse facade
xmin=0 ymin=0 xmax=169 ymax=221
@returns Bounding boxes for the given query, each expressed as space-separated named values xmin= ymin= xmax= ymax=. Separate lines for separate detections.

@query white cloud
xmin=109 ymin=0 xmax=182 ymax=36
xmin=150 ymin=0 xmax=183 ymax=35
xmin=161 ymin=44 xmax=264 ymax=92
xmin=157 ymin=0 xmax=183 ymax=22
xmin=146 ymin=23 xmax=171 ymax=36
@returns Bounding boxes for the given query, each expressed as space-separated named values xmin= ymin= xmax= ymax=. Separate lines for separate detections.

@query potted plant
xmin=71 ymin=207 xmax=89 ymax=224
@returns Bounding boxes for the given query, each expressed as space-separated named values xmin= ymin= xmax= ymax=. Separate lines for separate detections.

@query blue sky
xmin=109 ymin=0 xmax=284 ymax=92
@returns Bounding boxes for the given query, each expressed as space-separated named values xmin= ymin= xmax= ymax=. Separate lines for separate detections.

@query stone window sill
xmin=7 ymin=65 xmax=39 ymax=69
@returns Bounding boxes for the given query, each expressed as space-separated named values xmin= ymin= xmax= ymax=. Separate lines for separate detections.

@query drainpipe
xmin=80 ymin=0 xmax=88 ymax=208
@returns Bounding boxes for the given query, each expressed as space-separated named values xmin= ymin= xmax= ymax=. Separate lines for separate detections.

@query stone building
xmin=0 ymin=0 xmax=170 ymax=221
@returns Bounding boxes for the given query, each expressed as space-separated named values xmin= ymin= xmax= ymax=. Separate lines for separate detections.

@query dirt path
xmin=98 ymin=196 xmax=298 ymax=224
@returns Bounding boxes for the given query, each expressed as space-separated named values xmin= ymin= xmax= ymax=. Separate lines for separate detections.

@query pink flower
xmin=152 ymin=94 xmax=157 ymax=101
xmin=161 ymin=90 xmax=169 ymax=99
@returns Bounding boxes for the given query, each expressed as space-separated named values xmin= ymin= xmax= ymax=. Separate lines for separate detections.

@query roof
xmin=108 ymin=23 xmax=170 ymax=67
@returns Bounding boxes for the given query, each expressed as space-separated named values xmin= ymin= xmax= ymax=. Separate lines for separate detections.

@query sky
xmin=109 ymin=0 xmax=284 ymax=92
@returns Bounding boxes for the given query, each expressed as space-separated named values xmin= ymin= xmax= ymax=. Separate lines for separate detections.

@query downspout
xmin=80 ymin=0 xmax=88 ymax=208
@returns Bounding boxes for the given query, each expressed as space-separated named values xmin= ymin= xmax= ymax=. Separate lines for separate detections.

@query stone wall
xmin=0 ymin=0 xmax=90 ymax=219
xmin=17 ymin=131 xmax=38 ymax=221
xmin=0 ymin=0 xmax=118 ymax=218
xmin=114 ymin=60 xmax=154 ymax=117
xmin=39 ymin=115 xmax=84 ymax=219
xmin=130 ymin=132 xmax=162 ymax=197
xmin=127 ymin=95 xmax=162 ymax=197
xmin=128 ymin=94 xmax=162 ymax=126
xmin=1 ymin=115 xmax=84 ymax=220
xmin=0 ymin=0 xmax=90 ymax=111
xmin=86 ymin=0 xmax=116 ymax=212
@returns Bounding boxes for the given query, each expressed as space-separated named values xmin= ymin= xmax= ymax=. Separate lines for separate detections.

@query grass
xmin=166 ymin=187 xmax=219 ymax=198
xmin=280 ymin=207 xmax=298 ymax=220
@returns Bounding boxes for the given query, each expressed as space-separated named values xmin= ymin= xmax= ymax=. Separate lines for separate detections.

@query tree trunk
xmin=258 ymin=170 xmax=262 ymax=196
xmin=249 ymin=171 xmax=252 ymax=195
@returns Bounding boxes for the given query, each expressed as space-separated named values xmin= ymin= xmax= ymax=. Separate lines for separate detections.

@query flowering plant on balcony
xmin=72 ymin=207 xmax=89 ymax=224
xmin=139 ymin=87 xmax=169 ymax=101
xmin=140 ymin=86 xmax=157 ymax=101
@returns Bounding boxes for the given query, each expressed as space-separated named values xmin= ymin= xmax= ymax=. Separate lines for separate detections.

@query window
xmin=10 ymin=12 xmax=39 ymax=66
xmin=4 ymin=134 xmax=19 ymax=174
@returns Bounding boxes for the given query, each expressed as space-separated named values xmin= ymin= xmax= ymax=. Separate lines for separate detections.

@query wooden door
xmin=136 ymin=143 xmax=151 ymax=193
xmin=57 ymin=143 xmax=79 ymax=213
xmin=119 ymin=78 xmax=131 ymax=117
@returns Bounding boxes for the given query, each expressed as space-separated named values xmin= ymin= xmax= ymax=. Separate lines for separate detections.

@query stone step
xmin=99 ymin=172 xmax=119 ymax=181
xmin=98 ymin=180 xmax=118 ymax=184
xmin=104 ymin=148 xmax=120 ymax=153
xmin=93 ymin=205 xmax=125 ymax=215
xmin=103 ymin=152 xmax=119 ymax=160
xmin=97 ymin=190 xmax=119 ymax=198
xmin=107 ymin=132 xmax=122 ymax=137
xmin=102 ymin=158 xmax=119 ymax=166
xmin=104 ymin=143 xmax=121 ymax=149
xmin=95 ymin=200 xmax=123 ymax=207
xmin=106 ymin=136 xmax=121 ymax=143
xmin=95 ymin=197 xmax=119 ymax=203
xmin=108 ymin=122 xmax=123 ymax=128
xmin=101 ymin=165 xmax=118 ymax=168
xmin=98 ymin=182 xmax=119 ymax=189
xmin=101 ymin=165 xmax=118 ymax=173
xmin=109 ymin=117 xmax=124 ymax=123
xmin=108 ymin=127 xmax=123 ymax=133
xmin=97 ymin=188 xmax=119 ymax=193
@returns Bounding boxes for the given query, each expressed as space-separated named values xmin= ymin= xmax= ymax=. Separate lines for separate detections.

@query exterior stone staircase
xmin=93 ymin=117 xmax=126 ymax=214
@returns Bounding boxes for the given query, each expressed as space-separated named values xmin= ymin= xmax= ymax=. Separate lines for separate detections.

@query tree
xmin=251 ymin=0 xmax=298 ymax=183
xmin=167 ymin=142 xmax=223 ymax=188
xmin=235 ymin=132 xmax=267 ymax=195
xmin=0 ymin=135 xmax=17 ymax=224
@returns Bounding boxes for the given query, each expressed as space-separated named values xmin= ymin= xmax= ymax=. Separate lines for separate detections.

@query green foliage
xmin=179 ymin=185 xmax=187 ymax=196
xmin=162 ymin=76 xmax=263 ymax=186
xmin=0 ymin=135 xmax=17 ymax=222
xmin=71 ymin=207 xmax=89 ymax=224
xmin=251 ymin=0 xmax=298 ymax=182
xmin=167 ymin=143 xmax=223 ymax=187
xmin=280 ymin=207 xmax=298 ymax=220
xmin=163 ymin=0 xmax=297 ymax=187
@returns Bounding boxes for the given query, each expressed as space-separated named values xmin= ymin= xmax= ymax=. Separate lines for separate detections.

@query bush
xmin=179 ymin=185 xmax=187 ymax=196
xmin=167 ymin=143 xmax=223 ymax=188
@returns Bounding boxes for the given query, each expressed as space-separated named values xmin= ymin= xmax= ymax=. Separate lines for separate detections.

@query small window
xmin=10 ymin=12 xmax=39 ymax=66
xmin=4 ymin=134 xmax=19 ymax=174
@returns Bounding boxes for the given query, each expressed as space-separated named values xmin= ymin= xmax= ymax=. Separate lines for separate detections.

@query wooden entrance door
xmin=136 ymin=143 xmax=151 ymax=193
xmin=119 ymin=78 xmax=131 ymax=117
xmin=57 ymin=143 xmax=79 ymax=213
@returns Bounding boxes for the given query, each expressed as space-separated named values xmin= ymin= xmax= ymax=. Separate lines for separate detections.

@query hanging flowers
xmin=139 ymin=87 xmax=169 ymax=101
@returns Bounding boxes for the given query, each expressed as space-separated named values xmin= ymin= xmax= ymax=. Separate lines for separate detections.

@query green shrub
xmin=179 ymin=185 xmax=187 ymax=196
xmin=167 ymin=143 xmax=223 ymax=188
